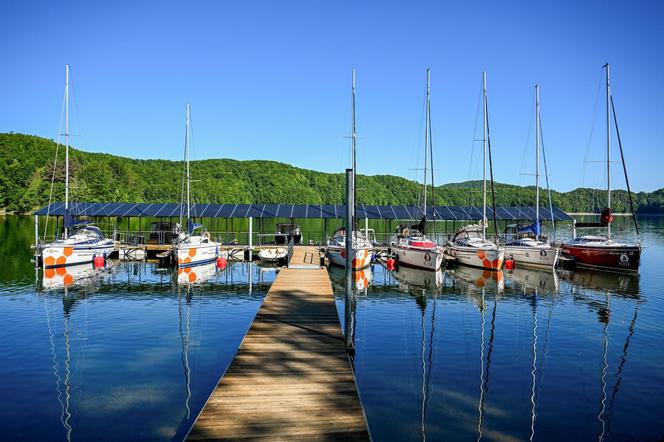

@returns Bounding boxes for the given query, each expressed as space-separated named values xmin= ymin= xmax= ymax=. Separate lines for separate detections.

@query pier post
xmin=34 ymin=215 xmax=39 ymax=268
xmin=344 ymin=168 xmax=354 ymax=353
xmin=34 ymin=214 xmax=39 ymax=246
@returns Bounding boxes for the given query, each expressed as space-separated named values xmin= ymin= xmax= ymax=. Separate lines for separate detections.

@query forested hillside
xmin=1 ymin=133 xmax=662 ymax=214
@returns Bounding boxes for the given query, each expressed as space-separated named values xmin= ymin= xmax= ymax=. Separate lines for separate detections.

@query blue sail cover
xmin=518 ymin=219 xmax=541 ymax=236
xmin=187 ymin=219 xmax=202 ymax=234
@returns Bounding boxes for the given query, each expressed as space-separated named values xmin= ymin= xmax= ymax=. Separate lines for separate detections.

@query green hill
xmin=1 ymin=132 xmax=662 ymax=214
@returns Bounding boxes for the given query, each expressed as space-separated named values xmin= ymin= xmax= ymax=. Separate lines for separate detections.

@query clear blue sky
xmin=1 ymin=0 xmax=662 ymax=192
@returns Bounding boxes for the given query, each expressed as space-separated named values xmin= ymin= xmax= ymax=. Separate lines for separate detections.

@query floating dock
xmin=187 ymin=246 xmax=370 ymax=441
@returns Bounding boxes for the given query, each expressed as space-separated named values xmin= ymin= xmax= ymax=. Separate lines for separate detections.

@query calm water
xmin=0 ymin=215 xmax=274 ymax=441
xmin=330 ymin=216 xmax=664 ymax=441
xmin=2 ymin=215 xmax=664 ymax=441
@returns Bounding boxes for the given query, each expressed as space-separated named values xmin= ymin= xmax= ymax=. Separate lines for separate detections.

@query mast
xmin=482 ymin=72 xmax=488 ymax=239
xmin=535 ymin=84 xmax=540 ymax=239
xmin=605 ymin=63 xmax=611 ymax=239
xmin=423 ymin=68 xmax=435 ymax=224
xmin=351 ymin=69 xmax=357 ymax=231
xmin=64 ymin=64 xmax=70 ymax=239
xmin=428 ymin=69 xmax=436 ymax=239
xmin=423 ymin=70 xmax=429 ymax=216
xmin=186 ymin=104 xmax=191 ymax=221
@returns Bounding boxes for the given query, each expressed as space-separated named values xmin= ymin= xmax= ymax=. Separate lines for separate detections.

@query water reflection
xmin=176 ymin=262 xmax=219 ymax=285
xmin=453 ymin=265 xmax=505 ymax=292
xmin=337 ymin=259 xmax=655 ymax=442
xmin=3 ymin=260 xmax=269 ymax=441
xmin=392 ymin=266 xmax=444 ymax=291
xmin=42 ymin=262 xmax=115 ymax=291
xmin=327 ymin=264 xmax=374 ymax=291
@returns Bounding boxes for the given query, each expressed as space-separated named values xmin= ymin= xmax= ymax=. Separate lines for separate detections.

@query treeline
xmin=1 ymin=133 xmax=662 ymax=214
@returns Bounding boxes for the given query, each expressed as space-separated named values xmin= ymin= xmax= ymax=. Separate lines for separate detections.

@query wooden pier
xmin=187 ymin=246 xmax=370 ymax=441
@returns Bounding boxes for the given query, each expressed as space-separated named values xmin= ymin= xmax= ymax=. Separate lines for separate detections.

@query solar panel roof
xmin=34 ymin=202 xmax=572 ymax=221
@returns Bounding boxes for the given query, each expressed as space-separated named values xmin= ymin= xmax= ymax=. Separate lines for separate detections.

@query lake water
xmin=1 ymin=215 xmax=663 ymax=441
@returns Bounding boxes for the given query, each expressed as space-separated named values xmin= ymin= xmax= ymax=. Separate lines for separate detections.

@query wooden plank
xmin=186 ymin=265 xmax=370 ymax=441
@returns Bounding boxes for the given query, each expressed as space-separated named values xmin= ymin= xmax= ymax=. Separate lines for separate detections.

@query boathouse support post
xmin=248 ymin=216 xmax=253 ymax=259
xmin=344 ymin=168 xmax=354 ymax=353
xmin=365 ymin=217 xmax=369 ymax=240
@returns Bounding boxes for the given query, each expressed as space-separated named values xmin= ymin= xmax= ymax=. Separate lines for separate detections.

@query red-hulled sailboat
xmin=560 ymin=64 xmax=642 ymax=273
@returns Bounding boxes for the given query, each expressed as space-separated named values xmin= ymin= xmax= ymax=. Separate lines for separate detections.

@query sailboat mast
xmin=605 ymin=63 xmax=612 ymax=239
xmin=482 ymin=72 xmax=488 ymax=239
xmin=186 ymin=104 xmax=191 ymax=221
xmin=423 ymin=70 xmax=430 ymax=215
xmin=535 ymin=85 xmax=540 ymax=238
xmin=351 ymin=69 xmax=357 ymax=229
xmin=64 ymin=64 xmax=70 ymax=239
xmin=424 ymin=69 xmax=431 ymax=218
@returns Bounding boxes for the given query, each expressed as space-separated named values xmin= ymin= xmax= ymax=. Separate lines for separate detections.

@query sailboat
xmin=173 ymin=104 xmax=221 ymax=268
xmin=560 ymin=64 xmax=642 ymax=273
xmin=327 ymin=69 xmax=372 ymax=270
xmin=41 ymin=65 xmax=115 ymax=269
xmin=503 ymin=85 xmax=559 ymax=269
xmin=390 ymin=69 xmax=445 ymax=271
xmin=446 ymin=72 xmax=504 ymax=270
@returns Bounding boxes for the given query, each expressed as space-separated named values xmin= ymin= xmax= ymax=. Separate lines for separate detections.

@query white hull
xmin=327 ymin=247 xmax=372 ymax=270
xmin=447 ymin=246 xmax=504 ymax=270
xmin=391 ymin=245 xmax=444 ymax=271
xmin=503 ymin=245 xmax=559 ymax=269
xmin=175 ymin=244 xmax=219 ymax=267
xmin=42 ymin=243 xmax=115 ymax=268
xmin=258 ymin=248 xmax=288 ymax=263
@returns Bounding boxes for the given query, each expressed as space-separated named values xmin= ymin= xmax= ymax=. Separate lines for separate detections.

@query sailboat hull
xmin=447 ymin=246 xmax=504 ymax=270
xmin=327 ymin=247 xmax=372 ymax=270
xmin=175 ymin=244 xmax=219 ymax=267
xmin=42 ymin=243 xmax=115 ymax=268
xmin=503 ymin=245 xmax=559 ymax=269
xmin=391 ymin=245 xmax=444 ymax=271
xmin=560 ymin=244 xmax=640 ymax=273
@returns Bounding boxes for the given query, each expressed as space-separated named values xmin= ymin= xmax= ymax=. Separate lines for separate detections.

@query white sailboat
xmin=41 ymin=65 xmax=115 ymax=269
xmin=503 ymin=85 xmax=559 ymax=269
xmin=446 ymin=72 xmax=504 ymax=270
xmin=173 ymin=105 xmax=220 ymax=268
xmin=326 ymin=69 xmax=372 ymax=270
xmin=390 ymin=69 xmax=445 ymax=271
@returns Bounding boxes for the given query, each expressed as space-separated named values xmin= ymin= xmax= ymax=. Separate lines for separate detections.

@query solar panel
xmin=34 ymin=202 xmax=573 ymax=221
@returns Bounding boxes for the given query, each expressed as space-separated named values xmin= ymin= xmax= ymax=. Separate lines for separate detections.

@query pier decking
xmin=187 ymin=247 xmax=370 ymax=441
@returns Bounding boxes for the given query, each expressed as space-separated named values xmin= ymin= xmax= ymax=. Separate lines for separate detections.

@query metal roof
xmin=34 ymin=202 xmax=573 ymax=221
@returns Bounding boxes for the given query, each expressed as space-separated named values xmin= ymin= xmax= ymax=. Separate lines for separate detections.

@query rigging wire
xmin=43 ymin=86 xmax=67 ymax=241
xmin=467 ymin=85 xmax=484 ymax=207
xmin=581 ymin=69 xmax=606 ymax=211
xmin=538 ymin=111 xmax=557 ymax=241
xmin=610 ymin=96 xmax=640 ymax=238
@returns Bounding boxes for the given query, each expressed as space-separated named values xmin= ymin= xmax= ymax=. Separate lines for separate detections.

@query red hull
xmin=560 ymin=244 xmax=640 ymax=273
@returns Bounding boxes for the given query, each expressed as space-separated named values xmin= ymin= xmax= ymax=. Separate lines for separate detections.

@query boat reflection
xmin=392 ymin=265 xmax=443 ymax=291
xmin=507 ymin=267 xmax=560 ymax=294
xmin=176 ymin=262 xmax=219 ymax=284
xmin=558 ymin=268 xmax=639 ymax=297
xmin=452 ymin=265 xmax=505 ymax=292
xmin=327 ymin=264 xmax=374 ymax=291
xmin=42 ymin=261 xmax=114 ymax=291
